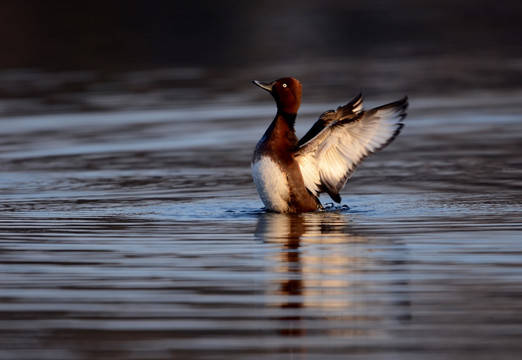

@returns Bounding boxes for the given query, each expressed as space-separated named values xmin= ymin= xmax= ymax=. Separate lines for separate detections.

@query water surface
xmin=0 ymin=69 xmax=521 ymax=359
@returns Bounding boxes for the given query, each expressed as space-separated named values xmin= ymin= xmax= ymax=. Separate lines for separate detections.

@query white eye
xmin=282 ymin=83 xmax=287 ymax=88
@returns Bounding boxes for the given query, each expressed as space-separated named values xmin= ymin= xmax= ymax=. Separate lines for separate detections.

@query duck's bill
xmin=252 ymin=80 xmax=274 ymax=92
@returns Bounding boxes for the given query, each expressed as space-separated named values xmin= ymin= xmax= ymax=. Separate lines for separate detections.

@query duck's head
xmin=253 ymin=77 xmax=302 ymax=115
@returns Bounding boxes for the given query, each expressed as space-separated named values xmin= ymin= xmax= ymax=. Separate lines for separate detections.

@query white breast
xmin=251 ymin=156 xmax=291 ymax=213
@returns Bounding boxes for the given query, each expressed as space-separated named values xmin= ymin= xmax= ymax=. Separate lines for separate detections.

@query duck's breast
xmin=251 ymin=156 xmax=291 ymax=213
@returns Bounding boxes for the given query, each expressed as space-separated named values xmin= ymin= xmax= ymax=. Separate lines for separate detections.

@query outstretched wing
xmin=297 ymin=94 xmax=363 ymax=147
xmin=295 ymin=96 xmax=408 ymax=203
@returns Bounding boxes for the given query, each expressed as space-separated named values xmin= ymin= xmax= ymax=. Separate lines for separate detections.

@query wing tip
xmin=364 ymin=96 xmax=408 ymax=154
xmin=392 ymin=96 xmax=409 ymax=121
xmin=384 ymin=95 xmax=408 ymax=117
xmin=369 ymin=96 xmax=408 ymax=126
xmin=337 ymin=93 xmax=364 ymax=119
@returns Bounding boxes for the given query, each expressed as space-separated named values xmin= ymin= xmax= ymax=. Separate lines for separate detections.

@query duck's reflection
xmin=258 ymin=214 xmax=307 ymax=336
xmin=255 ymin=211 xmax=411 ymax=343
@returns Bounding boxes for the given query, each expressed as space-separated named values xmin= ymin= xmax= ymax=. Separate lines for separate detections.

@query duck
xmin=251 ymin=77 xmax=408 ymax=214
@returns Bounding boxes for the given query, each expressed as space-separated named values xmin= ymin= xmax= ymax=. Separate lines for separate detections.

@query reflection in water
xmin=255 ymin=212 xmax=411 ymax=354
xmin=257 ymin=214 xmax=308 ymax=338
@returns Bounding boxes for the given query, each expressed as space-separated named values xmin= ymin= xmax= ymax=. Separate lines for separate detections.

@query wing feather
xmin=296 ymin=96 xmax=408 ymax=202
xmin=297 ymin=94 xmax=363 ymax=147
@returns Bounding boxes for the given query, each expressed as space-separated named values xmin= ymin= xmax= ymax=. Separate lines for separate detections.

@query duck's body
xmin=252 ymin=110 xmax=320 ymax=213
xmin=251 ymin=77 xmax=408 ymax=214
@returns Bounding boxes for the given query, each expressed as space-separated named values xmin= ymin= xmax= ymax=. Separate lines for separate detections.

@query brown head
xmin=252 ymin=77 xmax=302 ymax=115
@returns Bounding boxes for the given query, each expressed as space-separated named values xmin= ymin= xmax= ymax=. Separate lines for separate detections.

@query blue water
xmin=0 ymin=69 xmax=521 ymax=359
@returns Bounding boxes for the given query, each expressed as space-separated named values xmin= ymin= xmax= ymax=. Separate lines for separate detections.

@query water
xmin=0 ymin=67 xmax=521 ymax=359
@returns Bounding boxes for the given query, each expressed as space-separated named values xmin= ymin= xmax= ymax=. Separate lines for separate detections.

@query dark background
xmin=0 ymin=0 xmax=520 ymax=117
xmin=0 ymin=0 xmax=520 ymax=70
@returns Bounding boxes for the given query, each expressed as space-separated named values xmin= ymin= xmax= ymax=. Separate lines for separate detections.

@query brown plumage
xmin=251 ymin=77 xmax=408 ymax=213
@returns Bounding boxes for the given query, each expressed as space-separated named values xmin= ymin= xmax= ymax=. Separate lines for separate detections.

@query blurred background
xmin=0 ymin=0 xmax=520 ymax=115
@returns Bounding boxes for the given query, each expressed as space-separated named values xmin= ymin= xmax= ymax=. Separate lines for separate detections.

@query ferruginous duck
xmin=251 ymin=77 xmax=408 ymax=213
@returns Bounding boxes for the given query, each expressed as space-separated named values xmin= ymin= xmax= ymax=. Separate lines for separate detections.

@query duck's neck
xmin=267 ymin=111 xmax=298 ymax=151
xmin=277 ymin=110 xmax=297 ymax=128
